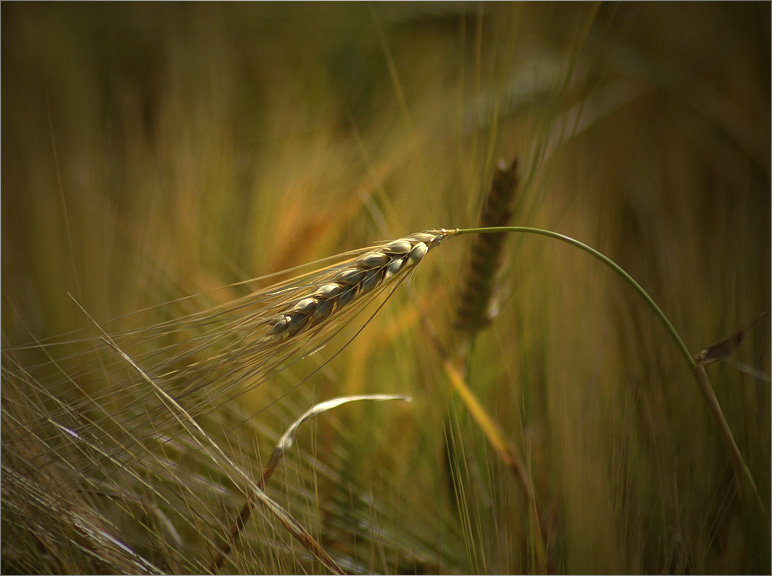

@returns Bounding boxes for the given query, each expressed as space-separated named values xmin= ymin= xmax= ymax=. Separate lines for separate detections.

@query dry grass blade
xmin=442 ymin=360 xmax=535 ymax=504
xmin=211 ymin=395 xmax=412 ymax=573
xmin=77 ymin=296 xmax=351 ymax=575
xmin=2 ymin=230 xmax=446 ymax=574
xmin=695 ymin=310 xmax=770 ymax=366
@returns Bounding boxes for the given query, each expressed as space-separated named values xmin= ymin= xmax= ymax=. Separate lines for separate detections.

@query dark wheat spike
xmin=454 ymin=158 xmax=520 ymax=333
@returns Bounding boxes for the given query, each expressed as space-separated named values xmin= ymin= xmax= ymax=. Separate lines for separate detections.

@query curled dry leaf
xmin=695 ymin=310 xmax=770 ymax=366
xmin=212 ymin=394 xmax=412 ymax=573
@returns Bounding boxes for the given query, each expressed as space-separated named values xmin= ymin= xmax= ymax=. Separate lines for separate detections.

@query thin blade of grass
xmin=211 ymin=394 xmax=411 ymax=573
xmin=70 ymin=294 xmax=351 ymax=574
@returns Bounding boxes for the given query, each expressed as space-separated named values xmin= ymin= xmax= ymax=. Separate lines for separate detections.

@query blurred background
xmin=2 ymin=2 xmax=770 ymax=574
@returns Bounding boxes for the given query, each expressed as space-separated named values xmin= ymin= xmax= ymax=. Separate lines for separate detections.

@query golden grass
xmin=3 ymin=2 xmax=770 ymax=574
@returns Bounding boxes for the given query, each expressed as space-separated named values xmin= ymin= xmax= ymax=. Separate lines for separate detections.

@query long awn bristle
xmin=1 ymin=229 xmax=455 ymax=573
xmin=4 ymin=230 xmax=452 ymax=447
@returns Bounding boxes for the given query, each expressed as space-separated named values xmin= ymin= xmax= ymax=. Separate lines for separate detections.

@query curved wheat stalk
xmin=5 ymin=222 xmax=762 ymax=575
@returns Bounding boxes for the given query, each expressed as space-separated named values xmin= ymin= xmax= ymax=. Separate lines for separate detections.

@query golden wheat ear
xmin=454 ymin=158 xmax=519 ymax=335
xmin=262 ymin=230 xmax=450 ymax=342
xmin=6 ymin=230 xmax=453 ymax=439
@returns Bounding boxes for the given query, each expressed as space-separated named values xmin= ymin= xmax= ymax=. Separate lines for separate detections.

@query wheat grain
xmin=264 ymin=230 xmax=450 ymax=342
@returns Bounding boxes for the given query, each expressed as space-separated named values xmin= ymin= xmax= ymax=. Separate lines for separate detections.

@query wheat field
xmin=2 ymin=3 xmax=770 ymax=574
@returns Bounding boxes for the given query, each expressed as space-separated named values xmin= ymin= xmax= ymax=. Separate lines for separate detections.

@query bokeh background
xmin=2 ymin=2 xmax=770 ymax=574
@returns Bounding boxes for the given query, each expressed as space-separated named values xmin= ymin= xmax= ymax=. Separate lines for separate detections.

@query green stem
xmin=455 ymin=226 xmax=694 ymax=368
xmin=453 ymin=225 xmax=767 ymax=516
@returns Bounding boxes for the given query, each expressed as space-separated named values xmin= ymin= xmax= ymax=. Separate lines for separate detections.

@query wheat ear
xmin=3 ymin=230 xmax=453 ymax=450
xmin=454 ymin=158 xmax=519 ymax=333
xmin=264 ymin=230 xmax=451 ymax=341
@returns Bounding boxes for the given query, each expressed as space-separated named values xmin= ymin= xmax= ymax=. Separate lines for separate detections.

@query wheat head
xmin=264 ymin=230 xmax=452 ymax=341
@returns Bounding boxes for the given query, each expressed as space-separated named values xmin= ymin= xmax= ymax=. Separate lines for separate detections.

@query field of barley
xmin=2 ymin=3 xmax=770 ymax=574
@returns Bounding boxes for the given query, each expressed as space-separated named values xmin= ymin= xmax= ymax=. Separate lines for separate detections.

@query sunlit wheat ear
xmin=156 ymin=229 xmax=451 ymax=422
xmin=264 ymin=230 xmax=448 ymax=342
